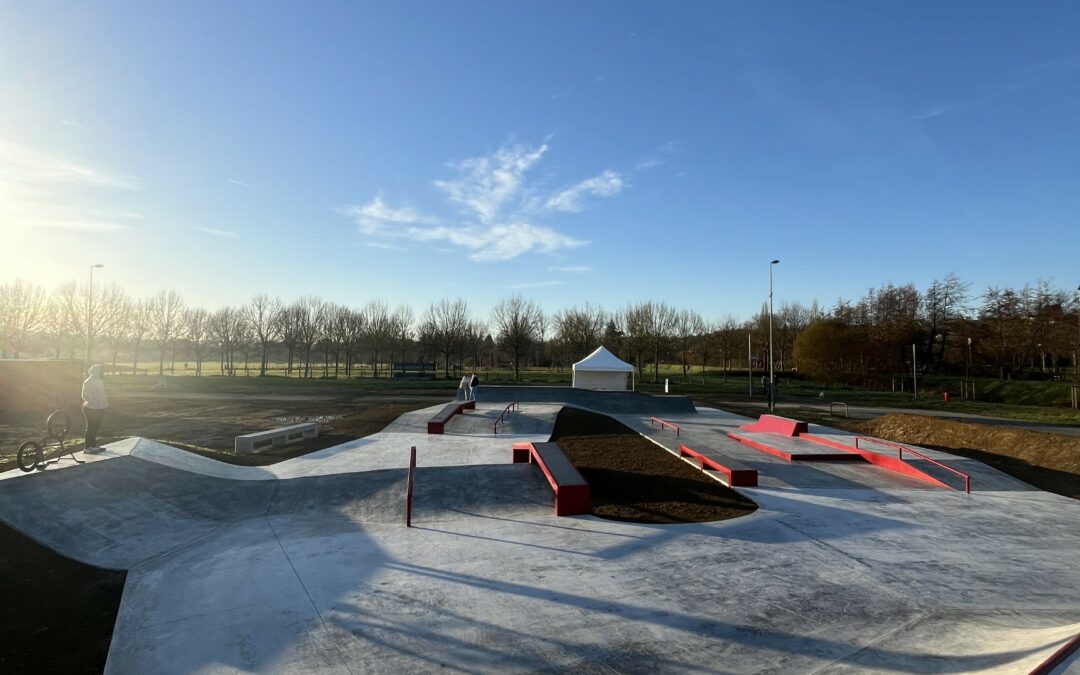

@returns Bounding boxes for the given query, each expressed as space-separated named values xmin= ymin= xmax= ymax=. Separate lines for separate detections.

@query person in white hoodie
xmin=81 ymin=364 xmax=109 ymax=453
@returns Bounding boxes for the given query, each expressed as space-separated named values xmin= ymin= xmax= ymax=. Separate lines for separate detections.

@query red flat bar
xmin=799 ymin=434 xmax=955 ymax=490
xmin=726 ymin=432 xmax=794 ymax=461
xmin=511 ymin=441 xmax=590 ymax=516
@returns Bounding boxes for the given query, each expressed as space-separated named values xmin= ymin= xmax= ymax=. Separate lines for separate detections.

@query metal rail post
xmin=406 ymin=446 xmax=416 ymax=527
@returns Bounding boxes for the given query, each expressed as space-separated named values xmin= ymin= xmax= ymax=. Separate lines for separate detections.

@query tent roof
xmin=572 ymin=346 xmax=634 ymax=372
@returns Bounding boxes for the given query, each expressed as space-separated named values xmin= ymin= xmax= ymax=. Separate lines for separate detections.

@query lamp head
xmin=770 ymin=259 xmax=780 ymax=265
xmin=92 ymin=263 xmax=104 ymax=269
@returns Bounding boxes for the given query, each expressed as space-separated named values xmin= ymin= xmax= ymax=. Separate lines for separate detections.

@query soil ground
xmin=854 ymin=413 xmax=1080 ymax=499
xmin=549 ymin=407 xmax=758 ymax=523
xmin=0 ymin=523 xmax=125 ymax=674
xmin=0 ymin=375 xmax=449 ymax=472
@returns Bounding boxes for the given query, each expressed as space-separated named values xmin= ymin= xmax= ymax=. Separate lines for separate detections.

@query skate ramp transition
xmin=473 ymin=385 xmax=696 ymax=414
xmin=0 ymin=455 xmax=553 ymax=570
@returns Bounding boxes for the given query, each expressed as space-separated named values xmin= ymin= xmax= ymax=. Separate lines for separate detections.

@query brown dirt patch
xmin=855 ymin=413 xmax=1080 ymax=499
xmin=159 ymin=402 xmax=431 ymax=466
xmin=0 ymin=522 xmax=124 ymax=674
xmin=549 ymin=407 xmax=757 ymax=523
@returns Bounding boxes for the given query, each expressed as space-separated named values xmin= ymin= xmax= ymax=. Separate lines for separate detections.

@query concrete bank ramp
xmin=0 ymin=454 xmax=554 ymax=570
xmin=475 ymin=385 xmax=696 ymax=414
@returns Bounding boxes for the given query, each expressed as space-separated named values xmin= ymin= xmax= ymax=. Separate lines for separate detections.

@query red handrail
xmin=493 ymin=402 xmax=519 ymax=434
xmin=650 ymin=417 xmax=680 ymax=437
xmin=855 ymin=436 xmax=971 ymax=493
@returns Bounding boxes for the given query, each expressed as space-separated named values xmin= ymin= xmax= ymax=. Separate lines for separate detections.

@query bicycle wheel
xmin=46 ymin=410 xmax=71 ymax=441
xmin=17 ymin=440 xmax=43 ymax=472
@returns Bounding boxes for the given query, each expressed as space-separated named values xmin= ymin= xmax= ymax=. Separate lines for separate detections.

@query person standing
xmin=82 ymin=364 xmax=109 ymax=453
xmin=470 ymin=373 xmax=480 ymax=401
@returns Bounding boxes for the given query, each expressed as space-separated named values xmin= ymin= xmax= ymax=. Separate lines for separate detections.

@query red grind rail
xmin=405 ymin=446 xmax=416 ymax=527
xmin=855 ymin=436 xmax=971 ymax=494
xmin=1029 ymin=631 xmax=1080 ymax=675
xmin=650 ymin=417 xmax=680 ymax=437
xmin=493 ymin=402 xmax=519 ymax=434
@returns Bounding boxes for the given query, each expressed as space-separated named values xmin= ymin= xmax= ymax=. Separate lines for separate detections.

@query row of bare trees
xmin=2 ymin=275 xmax=1078 ymax=383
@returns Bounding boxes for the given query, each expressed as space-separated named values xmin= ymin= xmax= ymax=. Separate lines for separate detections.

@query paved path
xmin=1 ymin=402 xmax=1078 ymax=673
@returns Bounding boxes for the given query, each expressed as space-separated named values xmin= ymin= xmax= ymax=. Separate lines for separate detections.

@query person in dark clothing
xmin=81 ymin=364 xmax=109 ymax=453
xmin=470 ymin=374 xmax=480 ymax=401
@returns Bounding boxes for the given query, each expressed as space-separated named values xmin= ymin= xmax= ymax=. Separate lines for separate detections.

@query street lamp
xmin=86 ymin=263 xmax=104 ymax=368
xmin=768 ymin=259 xmax=780 ymax=412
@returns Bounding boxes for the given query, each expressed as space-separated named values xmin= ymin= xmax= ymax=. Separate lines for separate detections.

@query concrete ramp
xmin=475 ymin=385 xmax=696 ymax=414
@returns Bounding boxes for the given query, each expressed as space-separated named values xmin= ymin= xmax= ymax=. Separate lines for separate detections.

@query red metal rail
xmin=493 ymin=402 xmax=519 ymax=434
xmin=855 ymin=436 xmax=971 ymax=493
xmin=650 ymin=417 xmax=680 ymax=437
xmin=406 ymin=446 xmax=416 ymax=527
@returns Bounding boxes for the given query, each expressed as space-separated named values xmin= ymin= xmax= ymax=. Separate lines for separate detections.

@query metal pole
xmin=406 ymin=446 xmax=416 ymax=527
xmin=966 ymin=337 xmax=972 ymax=399
xmin=912 ymin=343 xmax=918 ymax=400
xmin=768 ymin=259 xmax=779 ymax=412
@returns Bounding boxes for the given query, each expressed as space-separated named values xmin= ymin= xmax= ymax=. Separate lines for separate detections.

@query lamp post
xmin=86 ymin=263 xmax=104 ymax=368
xmin=768 ymin=259 xmax=780 ymax=412
xmin=966 ymin=337 xmax=972 ymax=399
xmin=1076 ymin=285 xmax=1080 ymax=379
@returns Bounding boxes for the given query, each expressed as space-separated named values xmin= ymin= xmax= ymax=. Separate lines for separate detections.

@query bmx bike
xmin=16 ymin=410 xmax=85 ymax=472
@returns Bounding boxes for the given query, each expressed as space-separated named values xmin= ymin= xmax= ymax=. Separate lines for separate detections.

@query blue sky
xmin=2 ymin=0 xmax=1078 ymax=319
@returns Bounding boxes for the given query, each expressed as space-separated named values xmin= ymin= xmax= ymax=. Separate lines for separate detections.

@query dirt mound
xmin=550 ymin=407 xmax=757 ymax=523
xmin=856 ymin=413 xmax=1080 ymax=499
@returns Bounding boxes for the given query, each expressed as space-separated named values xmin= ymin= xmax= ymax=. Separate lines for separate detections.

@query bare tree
xmin=246 ymin=294 xmax=282 ymax=376
xmin=185 ymin=307 xmax=210 ymax=375
xmin=391 ymin=304 xmax=414 ymax=376
xmin=0 ymin=280 xmax=47 ymax=358
xmin=553 ymin=304 xmax=606 ymax=365
xmin=278 ymin=302 xmax=303 ymax=376
xmin=150 ymin=291 xmax=185 ymax=375
xmin=362 ymin=300 xmax=393 ymax=378
xmin=674 ymin=309 xmax=705 ymax=379
xmin=129 ymin=300 xmax=152 ymax=374
xmin=102 ymin=293 xmax=133 ymax=370
xmin=296 ymin=296 xmax=325 ymax=378
xmin=424 ymin=298 xmax=469 ymax=377
xmin=491 ymin=295 xmax=543 ymax=381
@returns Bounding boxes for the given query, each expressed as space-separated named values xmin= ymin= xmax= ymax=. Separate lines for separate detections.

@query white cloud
xmin=546 ymin=170 xmax=624 ymax=212
xmin=407 ymin=222 xmax=586 ymax=262
xmin=361 ymin=241 xmax=407 ymax=251
xmin=194 ymin=226 xmax=238 ymax=239
xmin=434 ymin=144 xmax=547 ymax=223
xmin=227 ymin=178 xmax=257 ymax=189
xmin=549 ymin=265 xmax=592 ymax=273
xmin=337 ymin=142 xmax=624 ymax=261
xmin=338 ymin=194 xmax=439 ymax=235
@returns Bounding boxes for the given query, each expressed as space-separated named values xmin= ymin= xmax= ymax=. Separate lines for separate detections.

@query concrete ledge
xmin=235 ymin=423 xmax=318 ymax=454
xmin=427 ymin=401 xmax=476 ymax=434
xmin=678 ymin=443 xmax=758 ymax=487
xmin=512 ymin=441 xmax=590 ymax=516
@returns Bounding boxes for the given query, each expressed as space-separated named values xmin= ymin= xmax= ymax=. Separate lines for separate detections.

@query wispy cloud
xmin=507 ymin=280 xmax=564 ymax=290
xmin=912 ymin=54 xmax=1080 ymax=121
xmin=360 ymin=241 xmax=407 ymax=251
xmin=434 ymin=144 xmax=548 ymax=223
xmin=546 ymin=170 xmax=624 ymax=212
xmin=193 ymin=226 xmax=238 ymax=239
xmin=60 ymin=118 xmax=84 ymax=129
xmin=0 ymin=138 xmax=140 ymax=233
xmin=549 ymin=265 xmax=592 ymax=273
xmin=338 ymin=142 xmax=625 ymax=261
xmin=407 ymin=223 xmax=586 ymax=261
xmin=227 ymin=178 xmax=257 ymax=190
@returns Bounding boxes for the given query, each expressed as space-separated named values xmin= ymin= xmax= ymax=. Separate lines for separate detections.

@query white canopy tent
xmin=571 ymin=346 xmax=635 ymax=391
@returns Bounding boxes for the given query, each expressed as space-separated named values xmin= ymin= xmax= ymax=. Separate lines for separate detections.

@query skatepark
xmin=1 ymin=387 xmax=1079 ymax=674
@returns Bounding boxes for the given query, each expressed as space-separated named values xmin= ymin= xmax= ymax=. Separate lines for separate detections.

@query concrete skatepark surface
xmin=1 ymin=400 xmax=1079 ymax=673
